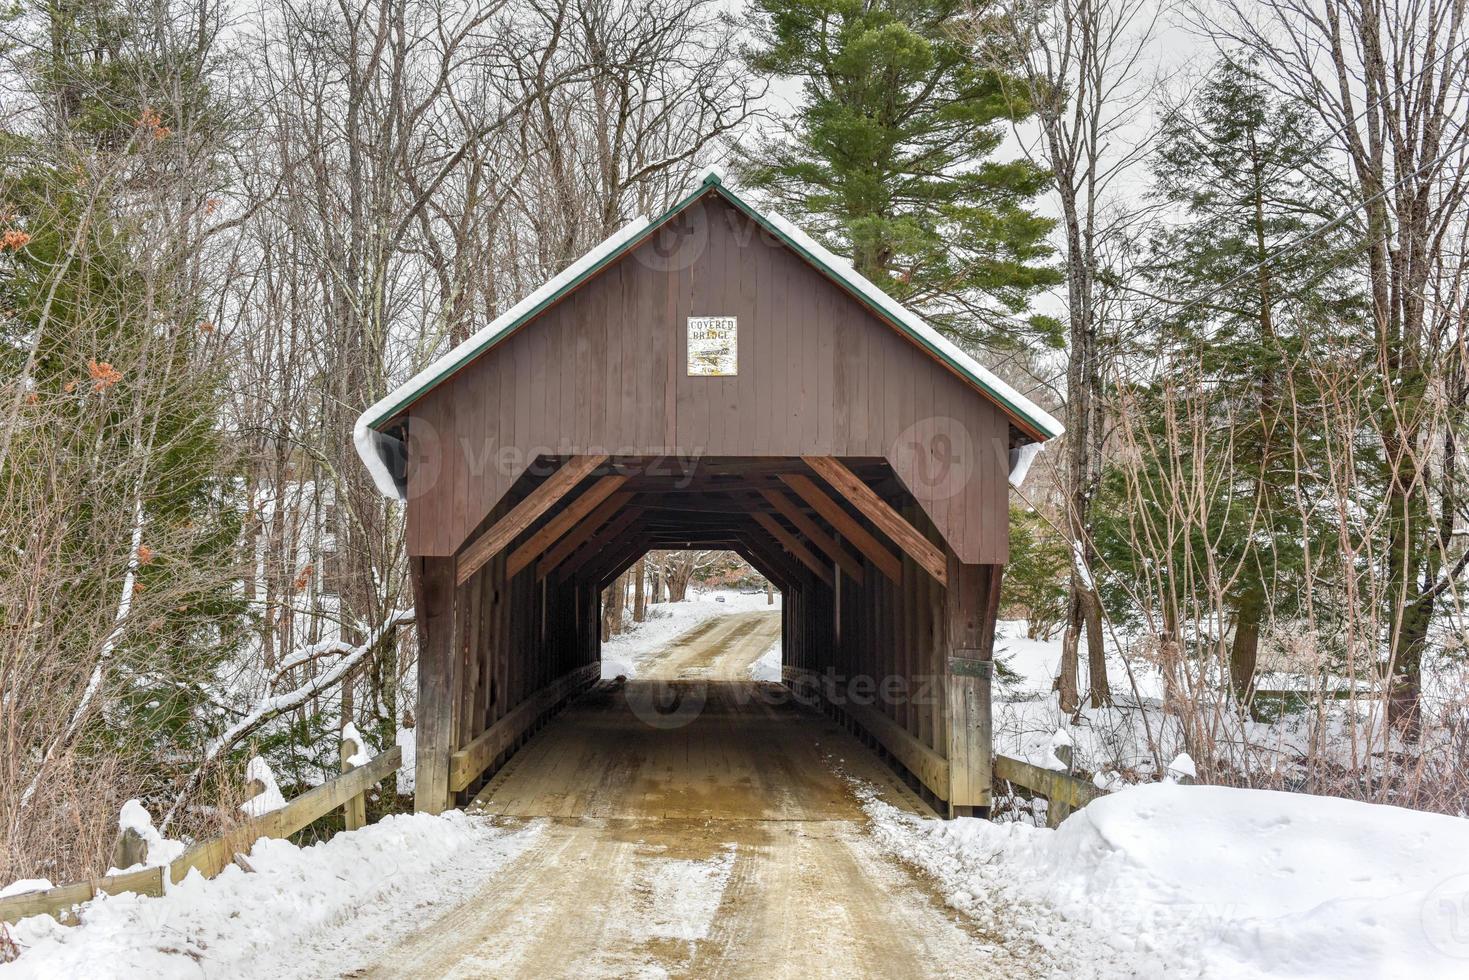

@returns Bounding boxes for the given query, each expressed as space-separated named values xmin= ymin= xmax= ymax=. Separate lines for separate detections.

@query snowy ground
xmin=2 ymin=813 xmax=543 ymax=978
xmin=9 ymin=602 xmax=1467 ymax=978
xmin=987 ymin=619 xmax=1437 ymax=790
xmin=860 ymin=779 xmax=1469 ymax=978
xmin=598 ymin=589 xmax=781 ymax=679
xmin=991 ymin=619 xmax=1178 ymax=775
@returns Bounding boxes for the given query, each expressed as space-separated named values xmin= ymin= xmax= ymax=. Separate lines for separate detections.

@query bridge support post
xmin=412 ymin=555 xmax=458 ymax=814
xmin=943 ymin=559 xmax=1002 ymax=818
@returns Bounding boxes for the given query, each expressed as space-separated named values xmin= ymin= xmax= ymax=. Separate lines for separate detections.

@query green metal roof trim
xmin=354 ymin=167 xmax=1062 ymax=500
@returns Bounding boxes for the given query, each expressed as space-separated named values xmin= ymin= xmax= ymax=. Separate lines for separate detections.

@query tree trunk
xmin=1052 ymin=157 xmax=1105 ymax=715
xmin=1229 ymin=583 xmax=1263 ymax=710
xmin=1056 ymin=590 xmax=1081 ymax=713
xmin=601 ymin=572 xmax=628 ymax=642
xmin=633 ymin=558 xmax=646 ymax=622
xmin=1084 ymin=590 xmax=1107 ymax=707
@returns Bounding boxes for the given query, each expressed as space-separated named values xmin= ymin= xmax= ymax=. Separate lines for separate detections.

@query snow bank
xmin=5 ymin=812 xmax=542 ymax=979
xmin=749 ymin=639 xmax=782 ymax=682
xmin=862 ymin=781 xmax=1469 ymax=978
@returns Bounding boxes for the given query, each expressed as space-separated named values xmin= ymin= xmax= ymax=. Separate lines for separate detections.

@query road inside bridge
xmin=363 ymin=609 xmax=1028 ymax=979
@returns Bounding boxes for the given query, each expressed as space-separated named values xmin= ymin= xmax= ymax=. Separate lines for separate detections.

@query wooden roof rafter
xmin=455 ymin=454 xmax=607 ymax=586
xmin=801 ymin=456 xmax=948 ymax=586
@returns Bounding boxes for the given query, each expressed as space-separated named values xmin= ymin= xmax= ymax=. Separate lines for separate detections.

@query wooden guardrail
xmin=783 ymin=665 xmax=951 ymax=802
xmin=0 ymin=745 xmax=402 ymax=926
xmin=993 ymin=753 xmax=1104 ymax=827
xmin=781 ymin=667 xmax=1107 ymax=827
xmin=448 ymin=662 xmax=599 ymax=792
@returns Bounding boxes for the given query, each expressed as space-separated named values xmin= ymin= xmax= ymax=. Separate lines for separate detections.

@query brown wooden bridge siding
xmin=400 ymin=194 xmax=1012 ymax=563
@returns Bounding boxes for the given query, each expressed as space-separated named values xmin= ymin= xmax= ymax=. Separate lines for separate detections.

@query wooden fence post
xmin=340 ymin=739 xmax=367 ymax=831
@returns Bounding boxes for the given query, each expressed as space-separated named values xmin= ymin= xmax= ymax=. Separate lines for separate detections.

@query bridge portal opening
xmin=596 ymin=548 xmax=781 ymax=683
xmin=409 ymin=454 xmax=1001 ymax=820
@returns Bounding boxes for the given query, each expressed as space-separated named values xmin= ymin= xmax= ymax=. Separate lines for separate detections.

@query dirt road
xmin=364 ymin=616 xmax=1023 ymax=979
xmin=633 ymin=608 xmax=780 ymax=680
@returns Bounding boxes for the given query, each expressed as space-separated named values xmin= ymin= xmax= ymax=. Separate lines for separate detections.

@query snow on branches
xmin=161 ymin=609 xmax=413 ymax=830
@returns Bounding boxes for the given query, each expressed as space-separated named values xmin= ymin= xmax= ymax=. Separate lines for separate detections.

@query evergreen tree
xmin=1 ymin=0 xmax=244 ymax=814
xmin=741 ymin=0 xmax=1062 ymax=352
xmin=1095 ymin=56 xmax=1363 ymax=703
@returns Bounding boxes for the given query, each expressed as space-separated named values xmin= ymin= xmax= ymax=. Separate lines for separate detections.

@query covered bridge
xmin=355 ymin=169 xmax=1061 ymax=819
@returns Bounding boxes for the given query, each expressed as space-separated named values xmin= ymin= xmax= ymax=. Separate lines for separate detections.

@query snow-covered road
xmin=7 ymin=601 xmax=1469 ymax=978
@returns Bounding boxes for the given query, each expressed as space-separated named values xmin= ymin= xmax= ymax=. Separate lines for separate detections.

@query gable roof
xmin=355 ymin=168 xmax=1063 ymax=499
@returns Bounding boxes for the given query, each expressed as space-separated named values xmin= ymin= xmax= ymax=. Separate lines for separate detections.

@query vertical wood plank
xmin=944 ymin=557 xmax=1001 ymax=812
xmin=412 ymin=556 xmax=458 ymax=814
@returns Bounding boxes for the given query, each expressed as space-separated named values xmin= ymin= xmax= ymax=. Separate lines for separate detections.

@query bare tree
xmin=1217 ymin=0 xmax=1469 ymax=730
xmin=987 ymin=0 xmax=1164 ymax=709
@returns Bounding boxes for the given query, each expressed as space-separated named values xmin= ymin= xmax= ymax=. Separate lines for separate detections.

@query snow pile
xmin=340 ymin=722 xmax=370 ymax=767
xmin=0 ymin=880 xmax=54 ymax=900
xmin=861 ymin=781 xmax=1469 ymax=978
xmin=749 ymin=639 xmax=782 ymax=682
xmin=112 ymin=800 xmax=185 ymax=871
xmin=600 ymin=590 xmax=781 ymax=680
xmin=5 ymin=812 xmax=542 ymax=978
xmin=239 ymin=756 xmax=287 ymax=817
xmin=1164 ymin=752 xmax=1196 ymax=782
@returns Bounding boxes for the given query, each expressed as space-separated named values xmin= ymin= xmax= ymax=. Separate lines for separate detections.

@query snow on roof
xmin=354 ymin=167 xmax=1064 ymax=499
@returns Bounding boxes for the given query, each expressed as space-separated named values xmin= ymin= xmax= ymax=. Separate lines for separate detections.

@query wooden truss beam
xmin=751 ymin=511 xmax=834 ymax=587
xmin=733 ymin=545 xmax=797 ymax=593
xmin=778 ymin=473 xmax=902 ymax=584
xmin=593 ymin=538 xmax=655 ymax=589
xmin=506 ymin=474 xmax=628 ymax=577
xmin=757 ymin=489 xmax=864 ymax=585
xmin=556 ymin=506 xmax=645 ymax=578
xmin=535 ymin=491 xmax=633 ymax=579
xmin=736 ymin=531 xmax=807 ymax=593
xmin=800 ymin=456 xmax=947 ymax=586
xmin=456 ymin=454 xmax=607 ymax=586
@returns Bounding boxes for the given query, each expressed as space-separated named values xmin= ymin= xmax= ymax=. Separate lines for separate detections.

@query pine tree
xmin=1097 ymin=56 xmax=1363 ymax=704
xmin=740 ymin=0 xmax=1062 ymax=353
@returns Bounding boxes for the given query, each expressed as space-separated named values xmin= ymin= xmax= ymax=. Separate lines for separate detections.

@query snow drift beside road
xmin=863 ymin=781 xmax=1469 ymax=978
xmin=3 ymin=812 xmax=541 ymax=979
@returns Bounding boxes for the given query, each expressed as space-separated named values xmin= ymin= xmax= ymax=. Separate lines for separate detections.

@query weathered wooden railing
xmin=783 ymin=664 xmax=951 ymax=804
xmin=783 ymin=665 xmax=1107 ymax=826
xmin=0 ymin=745 xmax=402 ymax=926
xmin=448 ymin=662 xmax=600 ymax=793
xmin=993 ymin=753 xmax=1104 ymax=827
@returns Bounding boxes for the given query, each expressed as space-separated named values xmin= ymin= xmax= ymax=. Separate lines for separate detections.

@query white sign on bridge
xmin=687 ymin=316 xmax=737 ymax=376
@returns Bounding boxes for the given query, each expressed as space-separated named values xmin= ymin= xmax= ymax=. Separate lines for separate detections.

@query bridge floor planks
xmin=471 ymin=680 xmax=929 ymax=822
